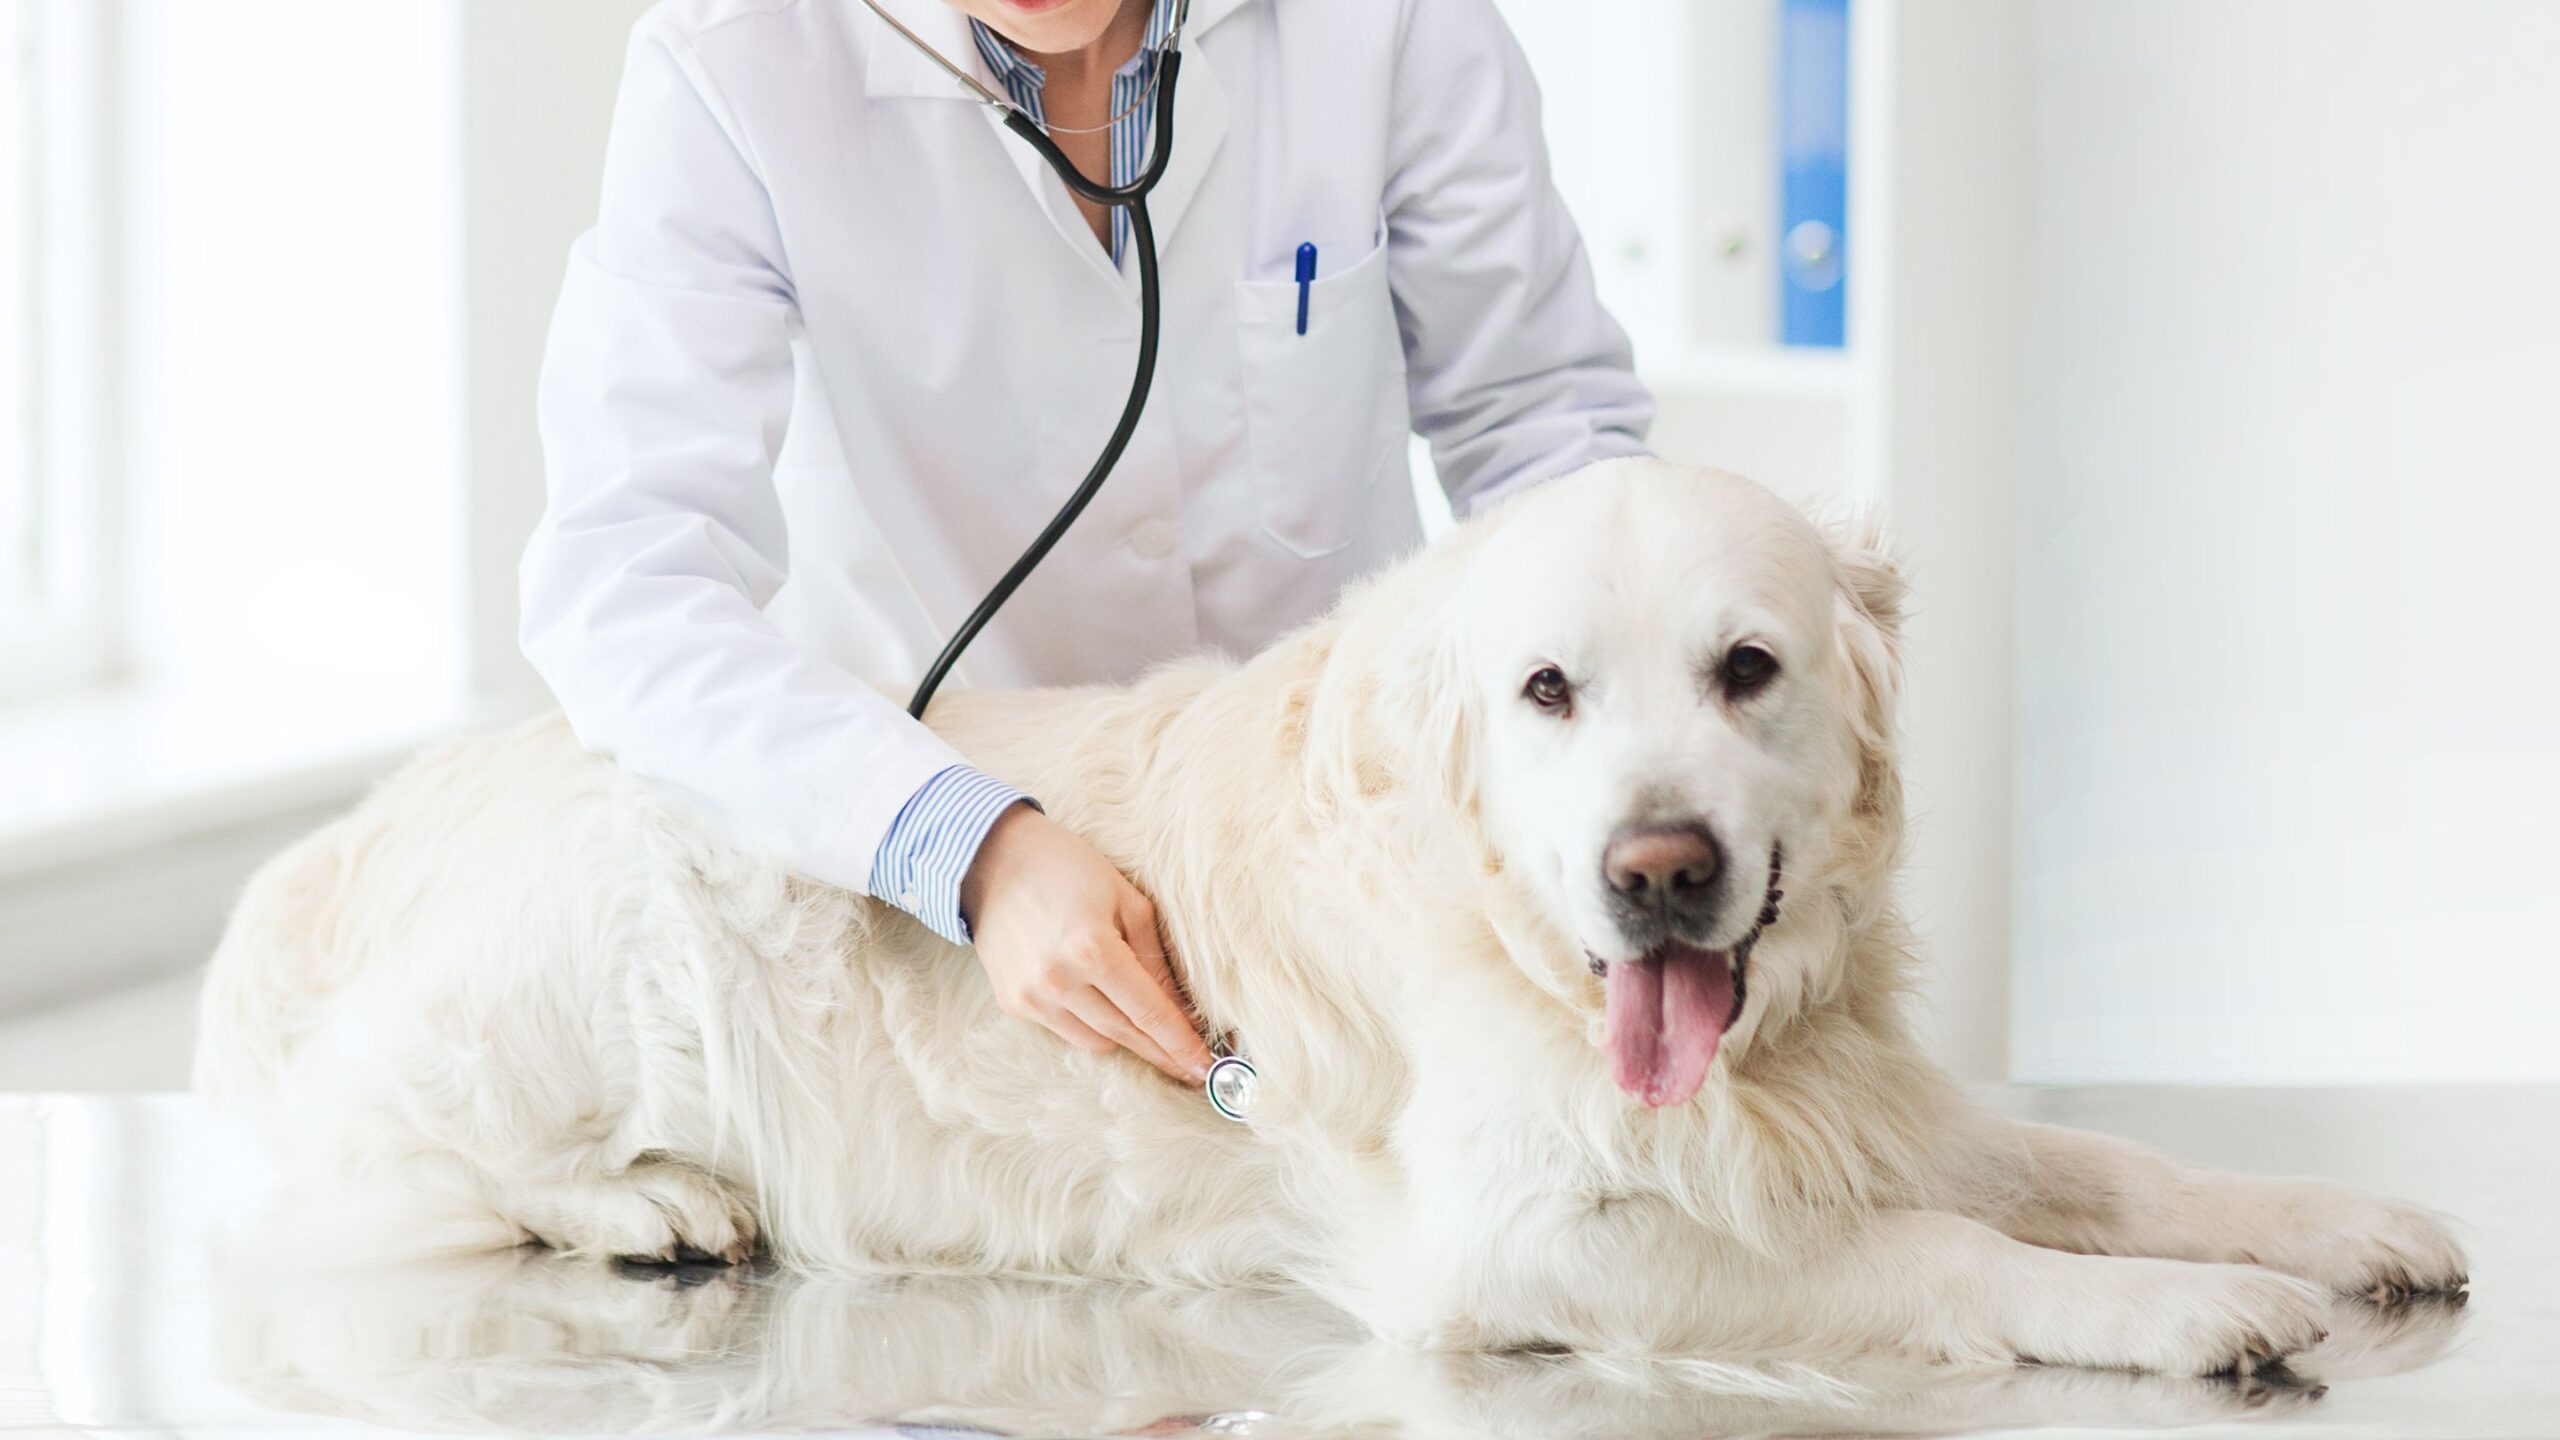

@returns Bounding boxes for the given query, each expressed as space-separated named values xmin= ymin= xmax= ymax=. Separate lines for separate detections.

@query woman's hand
xmin=960 ymin=803 xmax=1215 ymax=1084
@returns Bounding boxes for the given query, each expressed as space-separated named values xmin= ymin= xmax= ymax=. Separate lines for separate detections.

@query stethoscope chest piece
xmin=1205 ymin=1034 xmax=1259 ymax=1123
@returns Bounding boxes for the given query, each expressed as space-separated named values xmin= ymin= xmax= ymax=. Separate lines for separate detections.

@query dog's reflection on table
xmin=214 ymin=1251 xmax=2465 ymax=1439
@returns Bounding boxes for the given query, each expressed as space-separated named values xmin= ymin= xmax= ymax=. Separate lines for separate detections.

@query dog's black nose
xmin=1603 ymin=823 xmax=1723 ymax=908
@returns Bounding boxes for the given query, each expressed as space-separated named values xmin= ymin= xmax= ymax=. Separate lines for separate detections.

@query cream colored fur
xmin=196 ymin=460 xmax=2465 ymax=1374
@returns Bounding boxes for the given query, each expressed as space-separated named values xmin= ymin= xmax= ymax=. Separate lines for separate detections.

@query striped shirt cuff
xmin=868 ymin=765 xmax=1035 ymax=946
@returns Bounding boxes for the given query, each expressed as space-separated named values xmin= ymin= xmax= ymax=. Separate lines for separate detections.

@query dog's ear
xmin=1301 ymin=545 xmax=1483 ymax=829
xmin=1825 ymin=511 xmax=1907 ymax=647
xmin=1407 ymin=616 xmax=1480 ymax=817
xmin=1823 ymin=514 xmax=1906 ymax=825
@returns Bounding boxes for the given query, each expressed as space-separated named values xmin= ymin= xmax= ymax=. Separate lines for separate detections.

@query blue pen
xmin=1294 ymin=243 xmax=1317 ymax=336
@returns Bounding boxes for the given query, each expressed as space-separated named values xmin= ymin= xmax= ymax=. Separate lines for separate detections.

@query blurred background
xmin=2 ymin=0 xmax=2554 ymax=1091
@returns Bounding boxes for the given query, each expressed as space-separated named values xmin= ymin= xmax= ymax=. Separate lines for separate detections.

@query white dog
xmin=197 ymin=460 xmax=2465 ymax=1375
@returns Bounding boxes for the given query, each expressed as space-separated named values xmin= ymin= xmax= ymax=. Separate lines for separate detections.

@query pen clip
xmin=1294 ymin=243 xmax=1317 ymax=336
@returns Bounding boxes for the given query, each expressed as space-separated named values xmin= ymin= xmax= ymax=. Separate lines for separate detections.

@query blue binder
xmin=1778 ymin=0 xmax=1849 ymax=348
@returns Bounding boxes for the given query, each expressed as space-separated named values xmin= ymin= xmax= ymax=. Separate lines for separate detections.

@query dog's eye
xmin=1722 ymin=645 xmax=1780 ymax=696
xmin=1524 ymin=666 xmax=1573 ymax=715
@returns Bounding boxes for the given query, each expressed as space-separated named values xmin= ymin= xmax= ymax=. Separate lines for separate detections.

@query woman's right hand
xmin=959 ymin=803 xmax=1216 ymax=1084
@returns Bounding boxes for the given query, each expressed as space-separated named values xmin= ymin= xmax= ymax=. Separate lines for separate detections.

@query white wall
xmin=2013 ymin=1 xmax=2560 ymax=1080
xmin=1867 ymin=0 xmax=2027 ymax=1082
xmin=458 ymin=0 xmax=656 ymax=705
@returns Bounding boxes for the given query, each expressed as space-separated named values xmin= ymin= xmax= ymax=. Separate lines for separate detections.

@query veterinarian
xmin=523 ymin=0 xmax=1652 ymax=1086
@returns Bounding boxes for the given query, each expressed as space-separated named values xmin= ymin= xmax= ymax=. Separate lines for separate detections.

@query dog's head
xmin=1336 ymin=460 xmax=1905 ymax=1108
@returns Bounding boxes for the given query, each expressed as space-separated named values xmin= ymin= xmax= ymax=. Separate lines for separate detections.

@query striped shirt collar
xmin=966 ymin=0 xmax=1179 ymax=264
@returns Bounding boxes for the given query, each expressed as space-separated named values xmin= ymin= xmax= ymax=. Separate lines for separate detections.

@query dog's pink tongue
xmin=1604 ymin=949 xmax=1736 ymax=1107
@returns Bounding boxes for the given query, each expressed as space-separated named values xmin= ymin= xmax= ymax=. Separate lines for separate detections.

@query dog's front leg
xmin=1367 ymin=1194 xmax=2331 ymax=1375
xmin=1973 ymin=1121 xmax=2467 ymax=1301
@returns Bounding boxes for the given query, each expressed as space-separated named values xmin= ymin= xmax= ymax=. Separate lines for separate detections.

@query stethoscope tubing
xmin=905 ymin=49 xmax=1186 ymax=719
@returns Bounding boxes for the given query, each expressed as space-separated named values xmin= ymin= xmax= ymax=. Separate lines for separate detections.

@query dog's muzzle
xmin=1589 ymin=845 xmax=1785 ymax=981
xmin=1586 ymin=847 xmax=1784 ymax=1107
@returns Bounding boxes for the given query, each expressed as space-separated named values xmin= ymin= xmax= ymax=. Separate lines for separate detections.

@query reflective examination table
xmin=6 ymin=1088 xmax=2554 ymax=1439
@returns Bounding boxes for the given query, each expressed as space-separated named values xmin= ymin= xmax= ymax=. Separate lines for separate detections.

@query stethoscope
xmin=857 ymin=0 xmax=1258 ymax=1124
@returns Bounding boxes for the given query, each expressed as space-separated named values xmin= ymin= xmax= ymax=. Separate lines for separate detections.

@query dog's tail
xmin=193 ymin=807 xmax=387 ymax=1101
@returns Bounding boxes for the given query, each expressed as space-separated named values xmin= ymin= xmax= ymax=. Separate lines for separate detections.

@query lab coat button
xmin=1131 ymin=521 xmax=1178 ymax=559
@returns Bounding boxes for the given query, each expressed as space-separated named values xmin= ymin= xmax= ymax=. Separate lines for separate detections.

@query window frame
xmin=1 ymin=0 xmax=116 ymax=701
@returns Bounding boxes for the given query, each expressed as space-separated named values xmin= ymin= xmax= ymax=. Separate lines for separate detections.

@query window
xmin=0 ymin=0 xmax=465 ymax=721
xmin=0 ymin=0 xmax=469 ymax=844
xmin=0 ymin=0 xmax=109 ymax=701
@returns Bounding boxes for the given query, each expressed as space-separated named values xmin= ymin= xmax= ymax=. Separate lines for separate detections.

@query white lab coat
xmin=523 ymin=0 xmax=1652 ymax=896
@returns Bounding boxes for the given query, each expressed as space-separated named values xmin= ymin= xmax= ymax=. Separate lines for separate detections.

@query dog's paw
xmin=2141 ymin=1265 xmax=2330 ymax=1377
xmin=2227 ymin=1179 xmax=2468 ymax=1302
xmin=2027 ymin=1261 xmax=2331 ymax=1378
xmin=1920 ymin=1362 xmax=2326 ymax=1432
xmin=2313 ymin=1290 xmax=2470 ymax=1379
xmin=511 ymin=1164 xmax=758 ymax=1265
xmin=623 ymin=1164 xmax=758 ymax=1264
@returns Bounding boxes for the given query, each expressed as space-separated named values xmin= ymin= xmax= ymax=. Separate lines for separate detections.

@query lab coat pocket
xmin=1235 ymin=237 xmax=1409 ymax=560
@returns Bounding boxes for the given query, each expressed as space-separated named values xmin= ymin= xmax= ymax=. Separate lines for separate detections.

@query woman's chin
xmin=967 ymin=0 xmax=1124 ymax=57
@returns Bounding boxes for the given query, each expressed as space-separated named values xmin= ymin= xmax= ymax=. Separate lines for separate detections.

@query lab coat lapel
xmin=983 ymin=3 xmax=1241 ymax=288
xmin=859 ymin=0 xmax=988 ymax=101
xmin=861 ymin=0 xmax=1244 ymax=287
xmin=856 ymin=0 xmax=1117 ymax=282
xmin=1134 ymin=27 xmax=1229 ymax=260
xmin=979 ymin=108 xmax=1130 ymax=287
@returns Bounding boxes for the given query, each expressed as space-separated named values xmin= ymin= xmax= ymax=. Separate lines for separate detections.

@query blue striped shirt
xmin=869 ymin=765 xmax=1033 ymax=945
xmin=966 ymin=0 xmax=1178 ymax=265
